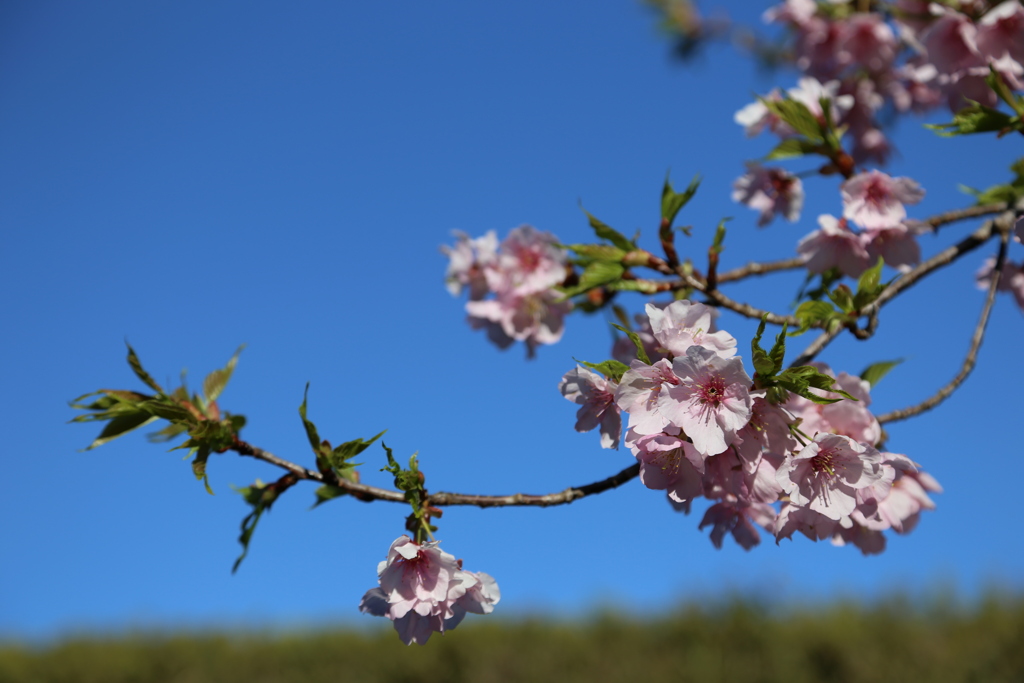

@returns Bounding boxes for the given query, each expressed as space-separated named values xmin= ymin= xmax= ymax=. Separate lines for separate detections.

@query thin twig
xmin=790 ymin=211 xmax=1013 ymax=366
xmin=716 ymin=257 xmax=806 ymax=283
xmin=233 ymin=438 xmax=641 ymax=507
xmin=876 ymin=230 xmax=1009 ymax=425
xmin=682 ymin=271 xmax=798 ymax=326
xmin=908 ymin=203 xmax=1005 ymax=233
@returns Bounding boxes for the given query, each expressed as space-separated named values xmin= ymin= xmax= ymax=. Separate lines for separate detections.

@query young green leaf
xmin=126 ymin=343 xmax=165 ymax=394
xmin=612 ymin=323 xmax=651 ymax=364
xmin=203 ymin=345 xmax=245 ymax=404
xmin=860 ymin=359 xmax=904 ymax=388
xmin=661 ymin=173 xmax=701 ymax=228
xmin=582 ymin=209 xmax=636 ymax=251
xmin=575 ymin=358 xmax=631 ymax=382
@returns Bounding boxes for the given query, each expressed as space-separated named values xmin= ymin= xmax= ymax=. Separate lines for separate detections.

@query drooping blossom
xmin=559 ymin=365 xmax=622 ymax=449
xmin=732 ymin=164 xmax=804 ymax=227
xmin=841 ymin=170 xmax=925 ymax=230
xmin=657 ymin=345 xmax=754 ymax=457
xmin=836 ymin=13 xmax=898 ymax=74
xmin=466 ymin=289 xmax=571 ymax=358
xmin=699 ymin=499 xmax=777 ymax=550
xmin=977 ymin=1 xmax=1024 ymax=85
xmin=776 ymin=433 xmax=885 ymax=521
xmin=359 ymin=536 xmax=499 ymax=645
xmin=797 ymin=214 xmax=872 ymax=277
xmin=864 ymin=224 xmax=921 ymax=273
xmin=646 ymin=300 xmax=737 ymax=359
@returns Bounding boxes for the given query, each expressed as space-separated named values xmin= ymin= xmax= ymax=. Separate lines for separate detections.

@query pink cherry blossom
xmin=864 ymin=224 xmax=921 ymax=273
xmin=977 ymin=1 xmax=1024 ymax=77
xmin=657 ymin=345 xmax=754 ymax=457
xmin=776 ymin=433 xmax=885 ymax=521
xmin=559 ymin=366 xmax=622 ymax=449
xmin=699 ymin=500 xmax=777 ymax=550
xmin=646 ymin=300 xmax=737 ymax=359
xmin=734 ymin=89 xmax=789 ymax=137
xmin=627 ymin=430 xmax=705 ymax=503
xmin=615 ymin=358 xmax=681 ymax=436
xmin=485 ymin=224 xmax=567 ymax=297
xmin=732 ymin=164 xmax=804 ymax=227
xmin=359 ymin=536 xmax=499 ymax=645
xmin=977 ymin=257 xmax=1024 ymax=311
xmin=841 ymin=171 xmax=925 ymax=230
xmin=797 ymin=214 xmax=872 ymax=277
xmin=611 ymin=312 xmax=667 ymax=365
xmin=836 ymin=14 xmax=898 ymax=74
xmin=466 ymin=289 xmax=572 ymax=358
xmin=442 ymin=230 xmax=498 ymax=300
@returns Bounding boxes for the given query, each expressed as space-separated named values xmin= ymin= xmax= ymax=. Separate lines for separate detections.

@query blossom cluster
xmin=763 ymin=0 xmax=1024 ymax=161
xmin=443 ymin=225 xmax=571 ymax=357
xmin=797 ymin=170 xmax=926 ymax=277
xmin=560 ymin=300 xmax=941 ymax=554
xmin=360 ymin=535 xmax=500 ymax=645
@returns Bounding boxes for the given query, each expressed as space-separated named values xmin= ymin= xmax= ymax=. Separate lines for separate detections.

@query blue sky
xmin=1 ymin=0 xmax=1021 ymax=641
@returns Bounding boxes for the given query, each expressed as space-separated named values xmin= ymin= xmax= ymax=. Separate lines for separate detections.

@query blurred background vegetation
xmin=3 ymin=594 xmax=1023 ymax=683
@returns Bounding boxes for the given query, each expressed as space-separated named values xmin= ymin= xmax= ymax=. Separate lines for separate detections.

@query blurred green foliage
xmin=3 ymin=595 xmax=1023 ymax=683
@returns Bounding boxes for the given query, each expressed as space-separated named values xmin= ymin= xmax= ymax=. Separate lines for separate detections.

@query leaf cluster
xmin=761 ymin=95 xmax=847 ymax=162
xmin=792 ymin=258 xmax=887 ymax=335
xmin=961 ymin=157 xmax=1024 ymax=206
xmin=927 ymin=69 xmax=1024 ymax=139
xmin=381 ymin=443 xmax=438 ymax=543
xmin=297 ymin=385 xmax=385 ymax=507
xmin=69 ymin=345 xmax=247 ymax=495
xmin=750 ymin=316 xmax=857 ymax=405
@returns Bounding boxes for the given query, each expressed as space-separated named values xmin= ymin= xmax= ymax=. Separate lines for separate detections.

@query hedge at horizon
xmin=3 ymin=595 xmax=1023 ymax=683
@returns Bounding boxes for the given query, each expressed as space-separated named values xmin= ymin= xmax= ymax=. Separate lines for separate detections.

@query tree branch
xmin=876 ymin=229 xmax=1009 ymax=425
xmin=790 ymin=210 xmax=1014 ymax=366
xmin=232 ymin=438 xmax=640 ymax=508
xmin=716 ymin=257 xmax=806 ymax=283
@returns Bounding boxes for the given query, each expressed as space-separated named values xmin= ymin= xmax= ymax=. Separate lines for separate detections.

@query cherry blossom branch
xmin=681 ymin=270 xmax=799 ymax=326
xmin=876 ymin=229 xmax=1009 ymax=425
xmin=790 ymin=210 xmax=1015 ymax=366
xmin=232 ymin=438 xmax=640 ymax=507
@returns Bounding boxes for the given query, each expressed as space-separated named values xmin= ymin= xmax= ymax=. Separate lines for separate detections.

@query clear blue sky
xmin=1 ymin=0 xmax=1021 ymax=641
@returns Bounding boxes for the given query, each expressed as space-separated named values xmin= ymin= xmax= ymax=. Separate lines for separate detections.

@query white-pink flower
xmin=646 ymin=300 xmax=737 ymax=359
xmin=841 ymin=170 xmax=925 ymax=230
xmin=797 ymin=214 xmax=872 ymax=277
xmin=559 ymin=366 xmax=622 ymax=449
xmin=776 ymin=433 xmax=885 ymax=521
xmin=732 ymin=164 xmax=804 ymax=227
xmin=442 ymin=230 xmax=498 ymax=300
xmin=627 ymin=430 xmax=705 ymax=503
xmin=359 ymin=536 xmax=499 ymax=645
xmin=977 ymin=256 xmax=1024 ymax=311
xmin=466 ymin=289 xmax=572 ymax=358
xmin=657 ymin=345 xmax=754 ymax=457
xmin=615 ymin=358 xmax=681 ymax=436
xmin=485 ymin=224 xmax=567 ymax=297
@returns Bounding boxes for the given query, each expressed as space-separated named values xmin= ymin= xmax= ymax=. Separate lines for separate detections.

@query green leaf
xmin=762 ymin=97 xmax=823 ymax=142
xmin=768 ymin=324 xmax=788 ymax=376
xmin=192 ymin=446 xmax=214 ymax=495
xmin=827 ymin=284 xmax=855 ymax=314
xmin=560 ymin=261 xmax=625 ymax=299
xmin=203 ymin=345 xmax=244 ymax=404
xmin=661 ymin=173 xmax=701 ymax=228
xmin=792 ymin=300 xmax=837 ymax=336
xmin=926 ymin=101 xmax=1019 ymax=137
xmin=750 ymin=316 xmax=775 ymax=379
xmin=853 ymin=257 xmax=885 ymax=309
xmin=298 ymin=383 xmax=321 ymax=453
xmin=567 ymin=244 xmax=627 ymax=263
xmin=126 ymin=344 xmax=165 ymax=394
xmin=764 ymin=138 xmax=820 ymax=161
xmin=777 ymin=366 xmax=857 ymax=404
xmin=860 ymin=359 xmax=903 ymax=388
xmin=575 ymin=358 xmax=631 ymax=383
xmin=312 ymin=485 xmax=347 ymax=508
xmin=84 ymin=411 xmax=159 ymax=450
xmin=612 ymin=323 xmax=651 ymax=364
xmin=331 ymin=430 xmax=386 ymax=466
xmin=583 ymin=209 xmax=635 ymax=251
